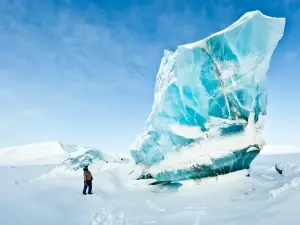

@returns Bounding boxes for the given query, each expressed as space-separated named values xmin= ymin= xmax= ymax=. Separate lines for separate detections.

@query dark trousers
xmin=83 ymin=180 xmax=92 ymax=194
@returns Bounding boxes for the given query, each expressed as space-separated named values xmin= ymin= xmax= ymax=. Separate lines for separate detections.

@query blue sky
xmin=0 ymin=0 xmax=300 ymax=152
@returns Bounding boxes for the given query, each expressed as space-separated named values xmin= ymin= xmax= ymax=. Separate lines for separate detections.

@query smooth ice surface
xmin=130 ymin=11 xmax=285 ymax=181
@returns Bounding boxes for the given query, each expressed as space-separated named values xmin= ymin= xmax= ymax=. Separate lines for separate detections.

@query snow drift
xmin=130 ymin=11 xmax=285 ymax=181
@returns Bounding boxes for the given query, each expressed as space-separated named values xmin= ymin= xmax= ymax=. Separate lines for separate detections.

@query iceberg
xmin=130 ymin=11 xmax=285 ymax=182
xmin=55 ymin=148 xmax=124 ymax=172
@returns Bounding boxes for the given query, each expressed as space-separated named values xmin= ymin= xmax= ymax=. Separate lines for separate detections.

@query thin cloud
xmin=284 ymin=51 xmax=299 ymax=60
xmin=0 ymin=0 xmax=239 ymax=149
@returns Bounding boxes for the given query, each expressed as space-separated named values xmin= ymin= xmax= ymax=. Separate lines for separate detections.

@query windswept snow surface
xmin=0 ymin=141 xmax=78 ymax=166
xmin=0 ymin=141 xmax=126 ymax=169
xmin=1 ymin=144 xmax=300 ymax=225
xmin=130 ymin=11 xmax=285 ymax=182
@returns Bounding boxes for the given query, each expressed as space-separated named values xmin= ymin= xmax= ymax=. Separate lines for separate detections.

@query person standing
xmin=83 ymin=166 xmax=93 ymax=195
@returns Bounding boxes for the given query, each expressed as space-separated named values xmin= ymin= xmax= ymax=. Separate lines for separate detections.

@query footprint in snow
xmin=90 ymin=208 xmax=131 ymax=225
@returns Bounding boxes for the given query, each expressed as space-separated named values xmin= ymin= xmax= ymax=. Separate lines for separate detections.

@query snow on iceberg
xmin=130 ymin=11 xmax=285 ymax=182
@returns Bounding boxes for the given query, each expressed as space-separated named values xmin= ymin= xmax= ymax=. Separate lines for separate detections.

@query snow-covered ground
xmin=1 ymin=144 xmax=300 ymax=225
xmin=0 ymin=142 xmax=78 ymax=166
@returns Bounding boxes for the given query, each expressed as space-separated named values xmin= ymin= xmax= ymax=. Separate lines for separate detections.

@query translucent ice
xmin=130 ymin=11 xmax=285 ymax=181
xmin=57 ymin=148 xmax=123 ymax=171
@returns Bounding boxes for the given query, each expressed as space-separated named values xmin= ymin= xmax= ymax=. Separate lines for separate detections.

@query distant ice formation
xmin=130 ymin=11 xmax=285 ymax=181
xmin=57 ymin=147 xmax=125 ymax=171
xmin=37 ymin=145 xmax=129 ymax=178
